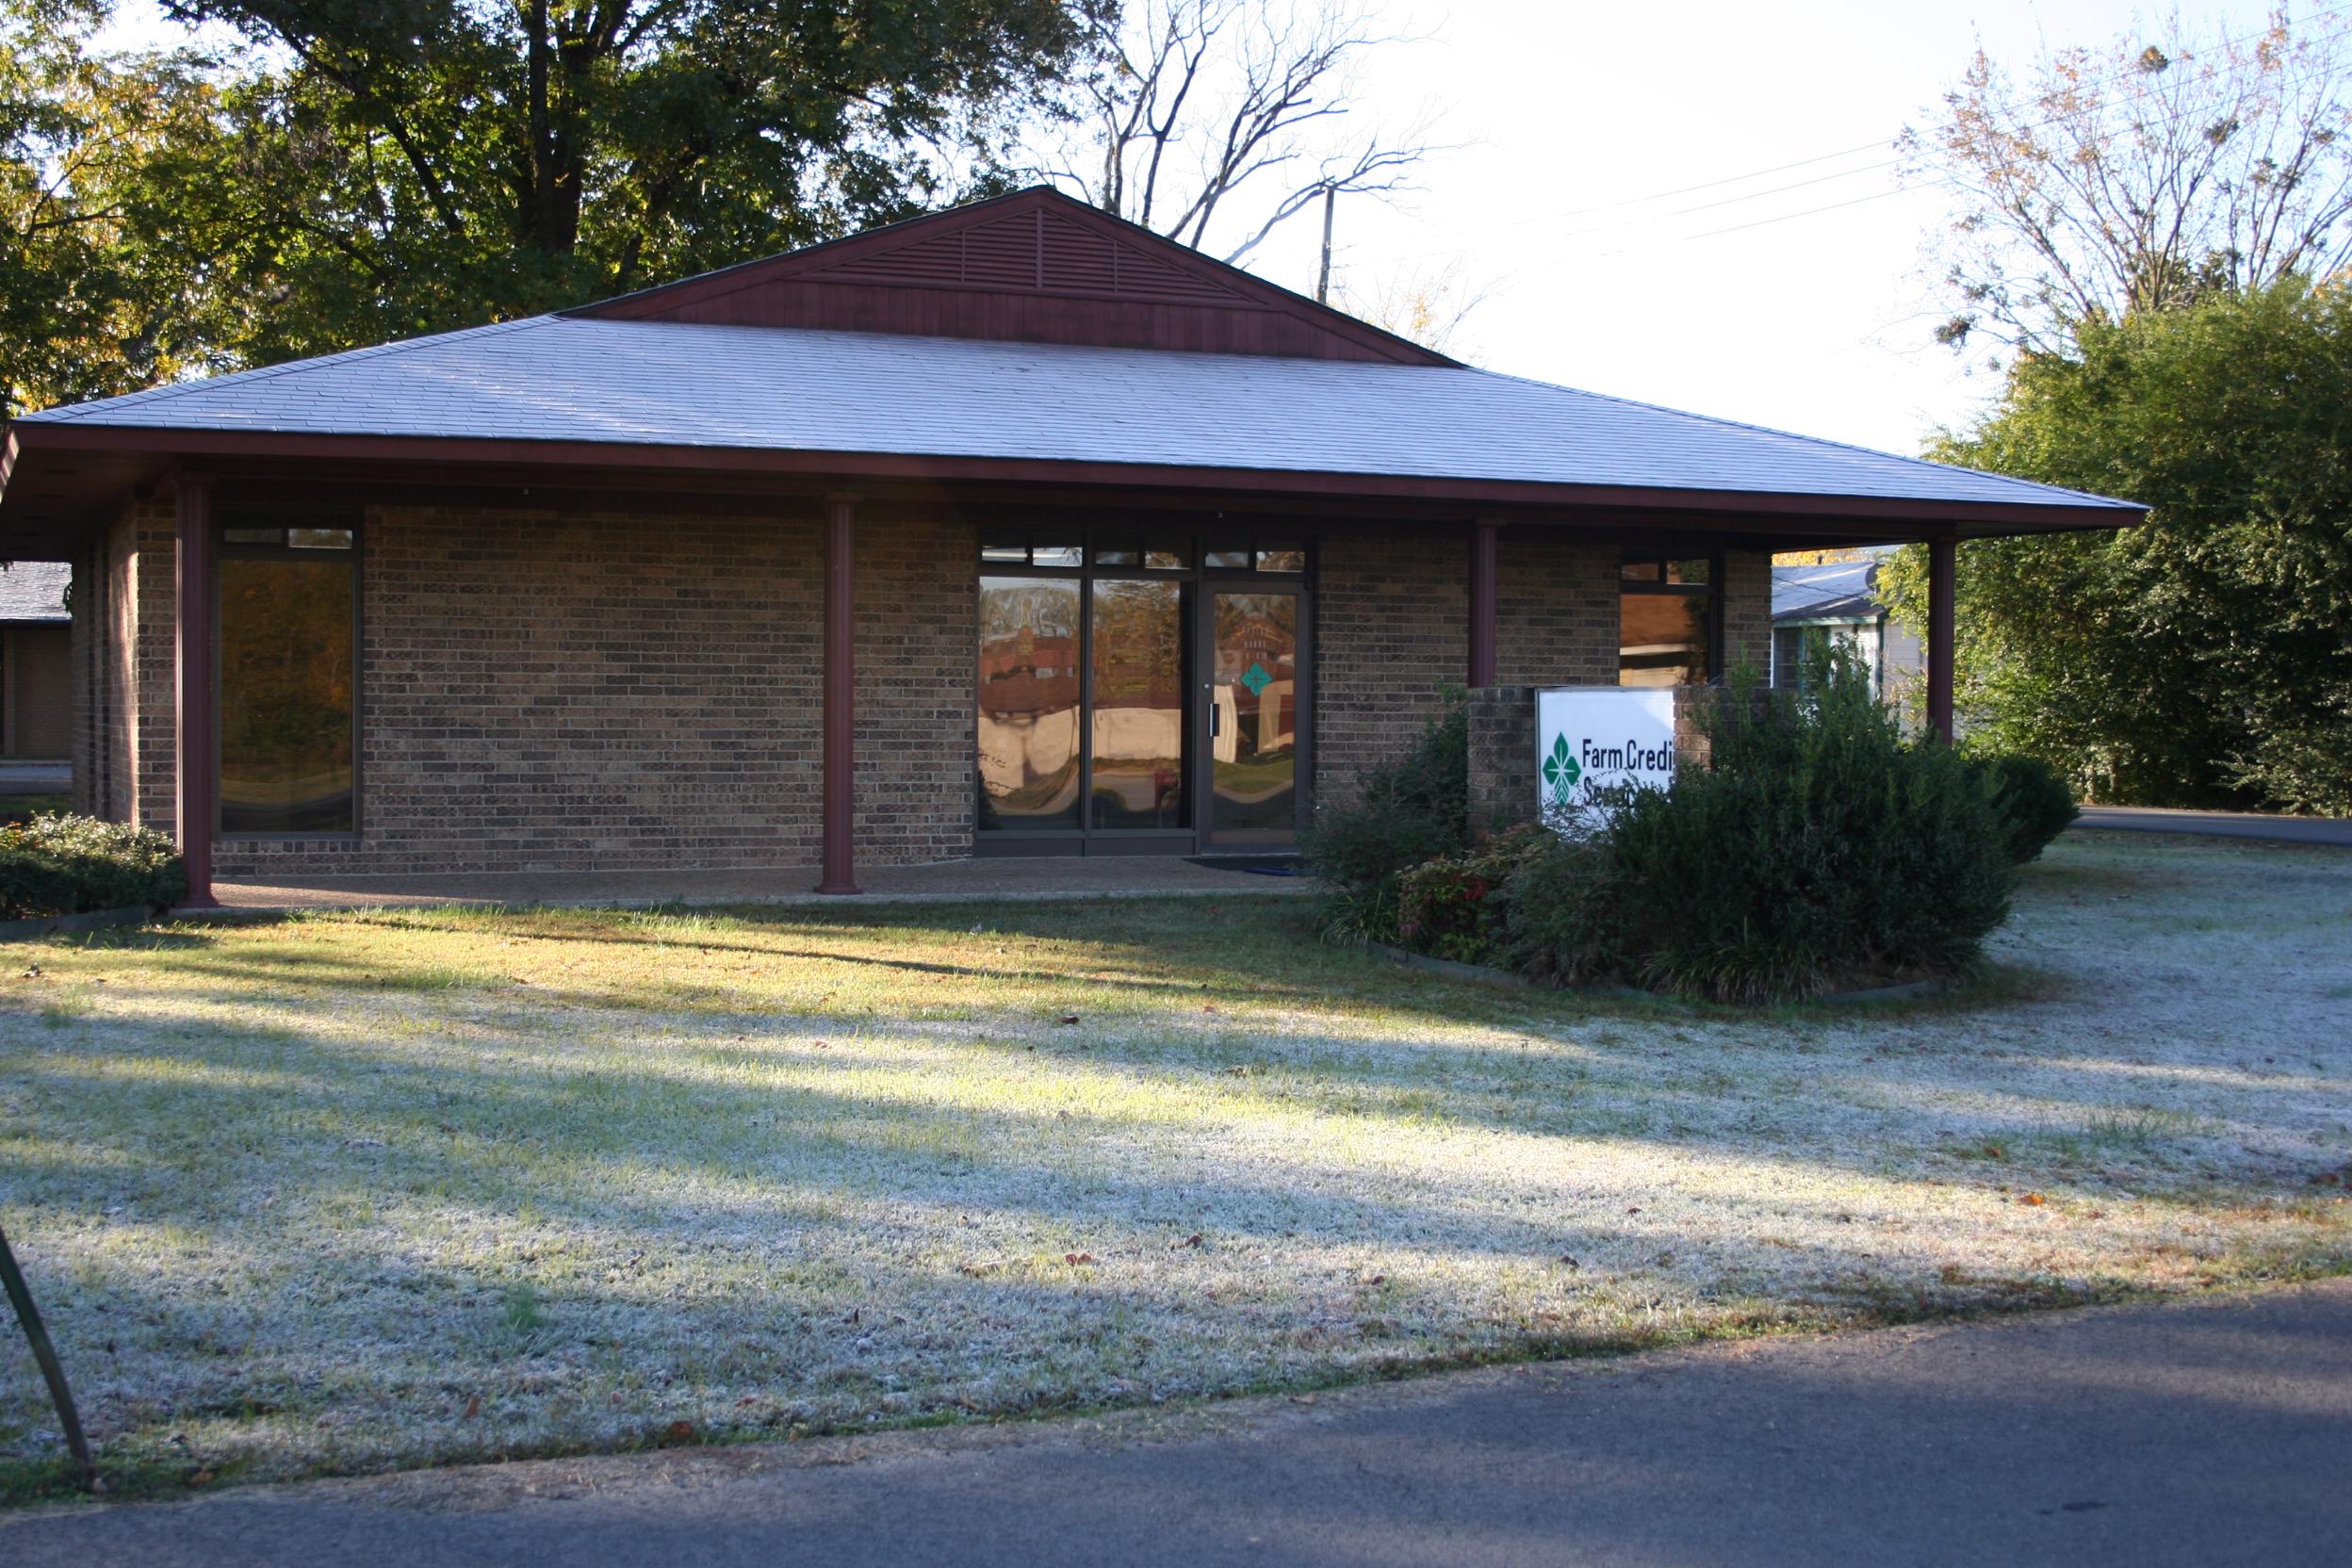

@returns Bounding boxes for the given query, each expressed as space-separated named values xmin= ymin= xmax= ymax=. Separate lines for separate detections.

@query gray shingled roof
xmin=0 ymin=560 xmax=68 ymax=622
xmin=18 ymin=316 xmax=2136 ymax=512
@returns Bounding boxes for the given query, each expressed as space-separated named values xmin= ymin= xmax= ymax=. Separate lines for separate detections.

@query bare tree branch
xmin=1905 ymin=7 xmax=2352 ymax=356
xmin=1043 ymin=0 xmax=1448 ymax=264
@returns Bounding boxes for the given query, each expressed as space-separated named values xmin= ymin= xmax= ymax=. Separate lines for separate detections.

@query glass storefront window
xmin=220 ymin=541 xmax=357 ymax=833
xmin=977 ymin=577 xmax=1084 ymax=830
xmin=1089 ymin=579 xmax=1184 ymax=830
xmin=1620 ymin=553 xmax=1717 ymax=687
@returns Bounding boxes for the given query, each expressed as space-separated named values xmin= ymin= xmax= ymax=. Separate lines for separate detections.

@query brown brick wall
xmin=83 ymin=498 xmax=970 ymax=877
xmin=72 ymin=501 xmax=172 ymax=825
xmin=1313 ymin=525 xmax=1468 ymax=811
xmin=1721 ymin=547 xmax=1772 ymax=678
xmin=1497 ymin=531 xmax=1617 ymax=688
xmin=69 ymin=502 xmax=1760 ymax=876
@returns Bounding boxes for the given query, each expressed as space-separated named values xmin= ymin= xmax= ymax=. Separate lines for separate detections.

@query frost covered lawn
xmin=2 ymin=833 xmax=2348 ymax=1498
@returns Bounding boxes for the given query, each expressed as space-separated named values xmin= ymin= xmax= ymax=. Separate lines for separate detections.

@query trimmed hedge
xmin=1365 ymin=651 xmax=2020 ymax=1002
xmin=0 ymin=814 xmax=187 ymax=920
xmin=1973 ymin=753 xmax=2079 ymax=863
xmin=1495 ymin=654 xmax=2014 ymax=1000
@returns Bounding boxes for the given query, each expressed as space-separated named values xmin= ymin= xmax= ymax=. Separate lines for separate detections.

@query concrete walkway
xmin=2073 ymin=805 xmax=2352 ymax=846
xmin=211 ymin=854 xmax=1315 ymax=912
xmin=8 ymin=1280 xmax=2346 ymax=1566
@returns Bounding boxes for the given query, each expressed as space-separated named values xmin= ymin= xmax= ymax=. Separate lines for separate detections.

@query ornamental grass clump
xmin=1500 ymin=650 xmax=2015 ymax=1001
xmin=0 ymin=814 xmax=187 ymax=920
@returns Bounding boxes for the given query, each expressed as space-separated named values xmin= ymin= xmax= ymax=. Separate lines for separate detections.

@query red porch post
xmin=1467 ymin=516 xmax=1499 ymax=688
xmin=173 ymin=472 xmax=219 ymax=907
xmin=1926 ymin=533 xmax=1957 ymax=744
xmin=816 ymin=492 xmax=862 ymax=894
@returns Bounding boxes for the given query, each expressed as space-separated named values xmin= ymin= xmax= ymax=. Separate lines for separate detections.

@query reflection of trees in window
xmin=977 ymin=577 xmax=1083 ymax=830
xmin=1619 ymin=555 xmax=1715 ymax=687
xmin=220 ymin=553 xmax=355 ymax=833
xmin=1091 ymin=579 xmax=1184 ymax=829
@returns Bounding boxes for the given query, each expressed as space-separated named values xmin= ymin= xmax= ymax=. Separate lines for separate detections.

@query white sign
xmin=1535 ymin=687 xmax=1677 ymax=828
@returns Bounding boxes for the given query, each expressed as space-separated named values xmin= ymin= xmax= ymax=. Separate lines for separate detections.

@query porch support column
xmin=1926 ymin=533 xmax=1957 ymax=744
xmin=1467 ymin=516 xmax=1500 ymax=689
xmin=816 ymin=492 xmax=862 ymax=895
xmin=173 ymin=472 xmax=220 ymax=908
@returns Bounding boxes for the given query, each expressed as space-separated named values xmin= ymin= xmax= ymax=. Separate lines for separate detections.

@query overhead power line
xmin=1522 ymin=1 xmax=2352 ymax=246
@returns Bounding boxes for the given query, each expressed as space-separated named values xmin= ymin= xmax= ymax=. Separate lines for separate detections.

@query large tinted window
xmin=1090 ymin=579 xmax=1184 ymax=830
xmin=1619 ymin=555 xmax=1715 ymax=687
xmin=219 ymin=529 xmax=357 ymax=833
xmin=977 ymin=577 xmax=1083 ymax=830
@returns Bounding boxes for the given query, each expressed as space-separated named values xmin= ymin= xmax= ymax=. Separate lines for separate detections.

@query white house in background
xmin=0 ymin=560 xmax=71 ymax=761
xmin=1769 ymin=550 xmax=1923 ymax=708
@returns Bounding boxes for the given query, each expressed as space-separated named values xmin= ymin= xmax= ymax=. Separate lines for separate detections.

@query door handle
xmin=1210 ymin=702 xmax=1220 ymax=739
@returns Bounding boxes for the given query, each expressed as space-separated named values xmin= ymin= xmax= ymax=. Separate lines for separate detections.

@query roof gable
xmin=570 ymin=188 xmax=1450 ymax=366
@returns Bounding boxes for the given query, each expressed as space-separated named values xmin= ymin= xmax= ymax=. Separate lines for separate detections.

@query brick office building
xmin=0 ymin=189 xmax=2140 ymax=905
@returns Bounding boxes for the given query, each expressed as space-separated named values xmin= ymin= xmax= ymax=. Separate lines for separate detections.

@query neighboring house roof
xmin=13 ymin=317 xmax=2138 ymax=516
xmin=0 ymin=560 xmax=69 ymax=623
xmin=1772 ymin=554 xmax=1886 ymax=625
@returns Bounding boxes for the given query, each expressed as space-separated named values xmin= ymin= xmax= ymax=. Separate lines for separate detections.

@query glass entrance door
xmin=974 ymin=531 xmax=1310 ymax=856
xmin=1202 ymin=589 xmax=1307 ymax=848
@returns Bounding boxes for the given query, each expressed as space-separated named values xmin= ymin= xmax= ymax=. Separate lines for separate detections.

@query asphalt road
xmin=7 ymin=1278 xmax=2348 ymax=1567
xmin=2073 ymin=806 xmax=2352 ymax=846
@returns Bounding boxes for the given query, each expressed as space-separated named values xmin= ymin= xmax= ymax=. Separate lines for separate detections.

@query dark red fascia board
xmin=0 ymin=422 xmax=2147 ymax=538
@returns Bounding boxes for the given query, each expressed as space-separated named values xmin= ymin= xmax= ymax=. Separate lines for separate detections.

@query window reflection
xmin=1618 ymin=585 xmax=1712 ymax=687
xmin=1090 ymin=580 xmax=1184 ymax=829
xmin=220 ymin=553 xmax=356 ymax=832
xmin=977 ymin=577 xmax=1083 ymax=830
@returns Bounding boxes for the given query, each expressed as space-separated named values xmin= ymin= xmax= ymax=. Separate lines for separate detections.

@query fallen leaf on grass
xmin=2019 ymin=1192 xmax=2047 ymax=1206
xmin=1057 ymin=1014 xmax=1081 ymax=1026
xmin=663 ymin=1420 xmax=695 ymax=1446
xmin=1064 ymin=1251 xmax=1096 ymax=1266
xmin=462 ymin=1394 xmax=482 ymax=1421
xmin=960 ymin=1261 xmax=1003 ymax=1278
xmin=1172 ymin=1233 xmax=1203 ymax=1250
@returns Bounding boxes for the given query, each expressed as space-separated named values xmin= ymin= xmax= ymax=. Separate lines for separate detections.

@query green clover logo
xmin=1241 ymin=662 xmax=1272 ymax=696
xmin=1541 ymin=732 xmax=1581 ymax=805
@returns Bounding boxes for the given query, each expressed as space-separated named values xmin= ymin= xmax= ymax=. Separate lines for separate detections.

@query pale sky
xmin=104 ymin=0 xmax=2310 ymax=457
xmin=1234 ymin=0 xmax=2305 ymax=455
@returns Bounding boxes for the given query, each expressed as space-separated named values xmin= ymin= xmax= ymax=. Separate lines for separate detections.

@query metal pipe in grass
xmin=1 ymin=1218 xmax=97 ymax=1491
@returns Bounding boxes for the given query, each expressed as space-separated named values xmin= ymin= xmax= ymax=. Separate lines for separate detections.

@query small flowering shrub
xmin=0 ymin=814 xmax=187 ymax=919
xmin=1395 ymin=826 xmax=1552 ymax=964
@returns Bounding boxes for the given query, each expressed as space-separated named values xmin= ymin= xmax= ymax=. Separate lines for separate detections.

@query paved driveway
xmin=2074 ymin=806 xmax=2352 ymax=846
xmin=7 ymin=1278 xmax=2347 ymax=1567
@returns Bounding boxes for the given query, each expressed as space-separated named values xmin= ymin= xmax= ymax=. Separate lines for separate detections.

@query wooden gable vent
xmin=811 ymin=207 xmax=1248 ymax=305
xmin=575 ymin=188 xmax=1451 ymax=366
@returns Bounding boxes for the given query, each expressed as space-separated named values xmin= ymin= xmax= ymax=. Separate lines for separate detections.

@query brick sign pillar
xmin=816 ymin=493 xmax=862 ymax=894
xmin=1466 ymin=685 xmax=1538 ymax=840
xmin=173 ymin=472 xmax=220 ymax=908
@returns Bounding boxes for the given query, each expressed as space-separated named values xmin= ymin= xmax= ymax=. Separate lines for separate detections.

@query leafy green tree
xmin=1885 ymin=277 xmax=2352 ymax=814
xmin=0 ymin=2 xmax=237 ymax=416
xmin=165 ymin=0 xmax=1108 ymax=362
